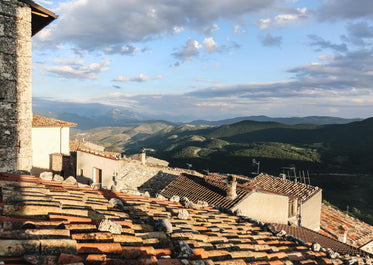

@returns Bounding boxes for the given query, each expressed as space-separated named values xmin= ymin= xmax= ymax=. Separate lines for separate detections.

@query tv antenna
xmin=282 ymin=165 xmax=296 ymax=181
xmin=251 ymin=159 xmax=260 ymax=174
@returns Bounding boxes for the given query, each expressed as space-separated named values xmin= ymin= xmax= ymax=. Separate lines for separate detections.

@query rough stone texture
xmin=178 ymin=209 xmax=189 ymax=220
xmin=312 ymin=242 xmax=322 ymax=252
xmin=98 ymin=219 xmax=122 ymax=235
xmin=63 ymin=176 xmax=77 ymax=185
xmin=156 ymin=194 xmax=166 ymax=201
xmin=108 ymin=198 xmax=124 ymax=209
xmin=40 ymin=171 xmax=53 ymax=181
xmin=197 ymin=201 xmax=209 ymax=207
xmin=53 ymin=174 xmax=64 ymax=183
xmin=184 ymin=201 xmax=197 ymax=209
xmin=0 ymin=0 xmax=32 ymax=172
xmin=117 ymin=162 xmax=188 ymax=194
xmin=155 ymin=219 xmax=173 ymax=233
xmin=178 ymin=241 xmax=193 ymax=258
xmin=170 ymin=195 xmax=180 ymax=202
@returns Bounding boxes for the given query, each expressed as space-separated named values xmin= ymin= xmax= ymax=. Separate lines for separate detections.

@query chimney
xmin=226 ymin=175 xmax=237 ymax=200
xmin=337 ymin=225 xmax=347 ymax=243
xmin=140 ymin=147 xmax=146 ymax=165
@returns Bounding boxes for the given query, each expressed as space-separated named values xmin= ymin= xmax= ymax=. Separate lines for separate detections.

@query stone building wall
xmin=116 ymin=161 xmax=195 ymax=193
xmin=0 ymin=0 xmax=32 ymax=172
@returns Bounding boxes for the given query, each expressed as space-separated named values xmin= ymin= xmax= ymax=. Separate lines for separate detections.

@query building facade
xmin=0 ymin=0 xmax=56 ymax=173
xmin=32 ymin=115 xmax=77 ymax=172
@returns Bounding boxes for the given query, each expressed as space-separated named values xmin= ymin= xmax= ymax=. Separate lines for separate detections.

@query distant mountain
xmin=33 ymin=98 xmax=145 ymax=129
xmin=190 ymin=115 xmax=362 ymax=126
xmin=122 ymin=117 xmax=373 ymax=175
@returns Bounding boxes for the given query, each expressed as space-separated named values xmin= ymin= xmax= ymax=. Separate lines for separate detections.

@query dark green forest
xmin=121 ymin=117 xmax=373 ymax=224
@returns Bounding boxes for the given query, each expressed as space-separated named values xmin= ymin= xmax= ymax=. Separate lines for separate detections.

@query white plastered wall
xmin=76 ymin=150 xmax=123 ymax=189
xmin=32 ymin=126 xmax=70 ymax=169
xmin=232 ymin=191 xmax=289 ymax=224
xmin=300 ymin=190 xmax=322 ymax=231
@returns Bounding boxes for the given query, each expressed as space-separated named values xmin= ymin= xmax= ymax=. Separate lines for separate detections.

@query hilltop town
xmin=1 ymin=0 xmax=373 ymax=264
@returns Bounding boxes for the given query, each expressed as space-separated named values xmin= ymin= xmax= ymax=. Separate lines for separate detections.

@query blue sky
xmin=32 ymin=0 xmax=373 ymax=121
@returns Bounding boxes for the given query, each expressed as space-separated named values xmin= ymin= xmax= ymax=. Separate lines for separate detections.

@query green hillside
xmin=73 ymin=117 xmax=373 ymax=224
xmin=123 ymin=117 xmax=373 ymax=174
xmin=121 ymin=118 xmax=373 ymax=224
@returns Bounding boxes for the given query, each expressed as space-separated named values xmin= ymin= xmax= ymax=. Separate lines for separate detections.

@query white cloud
xmin=317 ymin=0 xmax=373 ymax=21
xmin=173 ymin=26 xmax=184 ymax=33
xmin=113 ymin=73 xmax=164 ymax=83
xmin=172 ymin=39 xmax=202 ymax=62
xmin=44 ymin=58 xmax=111 ymax=80
xmin=259 ymin=33 xmax=282 ymax=47
xmin=233 ymin=24 xmax=247 ymax=34
xmin=258 ymin=7 xmax=310 ymax=30
xmin=34 ymin=0 xmax=278 ymax=52
xmin=203 ymin=24 xmax=220 ymax=35
xmin=203 ymin=37 xmax=219 ymax=52
xmin=104 ymin=45 xmax=138 ymax=55
xmin=35 ymin=0 xmax=52 ymax=5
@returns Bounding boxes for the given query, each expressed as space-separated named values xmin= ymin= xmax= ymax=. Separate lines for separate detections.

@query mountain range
xmin=33 ymin=97 xmax=361 ymax=129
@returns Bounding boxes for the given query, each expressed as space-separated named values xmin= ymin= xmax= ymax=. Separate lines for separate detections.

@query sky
xmin=32 ymin=0 xmax=373 ymax=122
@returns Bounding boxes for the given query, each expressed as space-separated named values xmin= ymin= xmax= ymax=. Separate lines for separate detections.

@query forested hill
xmin=123 ymin=117 xmax=373 ymax=175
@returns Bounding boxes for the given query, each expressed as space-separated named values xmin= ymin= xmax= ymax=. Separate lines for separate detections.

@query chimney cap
xmin=227 ymin=175 xmax=236 ymax=182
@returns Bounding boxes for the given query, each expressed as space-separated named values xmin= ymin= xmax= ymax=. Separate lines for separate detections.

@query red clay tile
xmin=214 ymin=259 xmax=246 ymax=265
xmin=154 ymin=248 xmax=173 ymax=257
xmin=57 ymin=253 xmax=84 ymax=264
xmin=268 ymin=260 xmax=284 ymax=265
xmin=85 ymin=254 xmax=107 ymax=262
xmin=113 ymin=234 xmax=143 ymax=245
xmin=121 ymin=246 xmax=155 ymax=259
xmin=193 ymin=248 xmax=208 ymax=259
xmin=77 ymin=243 xmax=122 ymax=254
xmin=115 ymin=220 xmax=134 ymax=228
xmin=72 ymin=232 xmax=113 ymax=242
xmin=157 ymin=259 xmax=183 ymax=265
xmin=48 ymin=214 xmax=92 ymax=223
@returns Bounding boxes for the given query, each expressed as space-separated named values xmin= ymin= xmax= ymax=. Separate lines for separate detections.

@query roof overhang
xmin=19 ymin=0 xmax=58 ymax=36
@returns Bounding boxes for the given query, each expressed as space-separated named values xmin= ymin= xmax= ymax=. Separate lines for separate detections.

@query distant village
xmin=0 ymin=0 xmax=372 ymax=264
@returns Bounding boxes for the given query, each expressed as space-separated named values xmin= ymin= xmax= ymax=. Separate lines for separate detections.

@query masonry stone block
xmin=0 ymin=0 xmax=32 ymax=172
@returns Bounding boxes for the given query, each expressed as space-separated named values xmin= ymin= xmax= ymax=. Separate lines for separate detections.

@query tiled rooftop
xmin=275 ymin=224 xmax=369 ymax=257
xmin=0 ymin=173 xmax=370 ymax=264
xmin=32 ymin=115 xmax=78 ymax=127
xmin=320 ymin=204 xmax=373 ymax=248
xmin=161 ymin=173 xmax=250 ymax=209
xmin=70 ymin=141 xmax=124 ymax=160
xmin=161 ymin=173 xmax=321 ymax=211
xmin=247 ymin=174 xmax=321 ymax=202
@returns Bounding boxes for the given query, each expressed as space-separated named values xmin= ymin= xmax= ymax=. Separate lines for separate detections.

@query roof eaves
xmin=19 ymin=0 xmax=58 ymax=36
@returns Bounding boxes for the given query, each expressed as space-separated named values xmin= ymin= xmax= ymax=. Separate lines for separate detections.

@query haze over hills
xmin=190 ymin=116 xmax=362 ymax=126
xmin=33 ymin=98 xmax=361 ymax=129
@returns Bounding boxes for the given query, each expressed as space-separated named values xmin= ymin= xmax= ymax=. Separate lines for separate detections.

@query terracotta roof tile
xmin=275 ymin=223 xmax=369 ymax=256
xmin=161 ymin=173 xmax=321 ymax=215
xmin=161 ymin=173 xmax=250 ymax=209
xmin=32 ymin=115 xmax=77 ymax=127
xmin=247 ymin=174 xmax=320 ymax=202
xmin=0 ymin=172 xmax=370 ymax=265
xmin=320 ymin=204 xmax=373 ymax=248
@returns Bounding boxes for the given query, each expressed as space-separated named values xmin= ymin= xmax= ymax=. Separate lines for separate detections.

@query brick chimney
xmin=226 ymin=175 xmax=237 ymax=200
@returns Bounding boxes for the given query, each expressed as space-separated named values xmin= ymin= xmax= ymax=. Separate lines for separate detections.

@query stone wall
xmin=116 ymin=161 xmax=194 ymax=194
xmin=0 ymin=0 xmax=32 ymax=172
